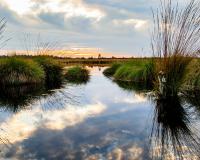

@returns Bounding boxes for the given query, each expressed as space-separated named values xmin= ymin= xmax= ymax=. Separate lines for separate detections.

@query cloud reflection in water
xmin=0 ymin=103 xmax=106 ymax=144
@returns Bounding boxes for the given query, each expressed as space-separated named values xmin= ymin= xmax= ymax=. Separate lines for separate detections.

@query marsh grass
xmin=182 ymin=59 xmax=200 ymax=90
xmin=155 ymin=56 xmax=192 ymax=95
xmin=103 ymin=63 xmax=121 ymax=76
xmin=152 ymin=0 xmax=200 ymax=96
xmin=65 ymin=66 xmax=90 ymax=84
xmin=0 ymin=57 xmax=45 ymax=85
xmin=18 ymin=34 xmax=64 ymax=87
xmin=34 ymin=57 xmax=64 ymax=87
xmin=104 ymin=59 xmax=155 ymax=85
xmin=114 ymin=64 xmax=143 ymax=82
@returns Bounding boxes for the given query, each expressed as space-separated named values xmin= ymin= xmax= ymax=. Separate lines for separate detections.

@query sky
xmin=0 ymin=0 xmax=190 ymax=57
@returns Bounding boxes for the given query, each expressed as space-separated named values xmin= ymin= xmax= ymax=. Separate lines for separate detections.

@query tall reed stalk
xmin=152 ymin=0 xmax=200 ymax=96
xmin=0 ymin=18 xmax=9 ymax=49
xmin=20 ymin=34 xmax=64 ymax=87
xmin=21 ymin=33 xmax=58 ymax=56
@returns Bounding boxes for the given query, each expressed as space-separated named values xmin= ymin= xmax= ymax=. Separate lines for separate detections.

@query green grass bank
xmin=0 ymin=56 xmax=63 ymax=87
xmin=0 ymin=57 xmax=45 ymax=85
xmin=103 ymin=59 xmax=155 ymax=86
xmin=103 ymin=58 xmax=200 ymax=93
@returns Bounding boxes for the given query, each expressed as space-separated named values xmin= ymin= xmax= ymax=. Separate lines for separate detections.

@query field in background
xmin=0 ymin=56 xmax=153 ymax=66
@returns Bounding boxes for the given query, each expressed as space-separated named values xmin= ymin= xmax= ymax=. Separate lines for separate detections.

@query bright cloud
xmin=2 ymin=0 xmax=33 ymax=15
xmin=2 ymin=0 xmax=105 ymax=21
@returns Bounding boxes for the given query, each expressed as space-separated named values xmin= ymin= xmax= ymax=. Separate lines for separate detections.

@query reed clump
xmin=154 ymin=56 xmax=192 ymax=96
xmin=0 ymin=57 xmax=45 ymax=85
xmin=151 ymin=0 xmax=200 ymax=96
xmin=34 ymin=57 xmax=64 ymax=86
xmin=65 ymin=66 xmax=89 ymax=83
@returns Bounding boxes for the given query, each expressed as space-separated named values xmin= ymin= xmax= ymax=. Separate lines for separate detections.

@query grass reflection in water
xmin=112 ymin=79 xmax=200 ymax=159
xmin=0 ymin=82 xmax=81 ymax=112
xmin=150 ymin=95 xmax=200 ymax=160
xmin=0 ymin=85 xmax=44 ymax=112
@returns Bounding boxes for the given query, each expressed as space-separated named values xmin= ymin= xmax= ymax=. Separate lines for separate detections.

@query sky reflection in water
xmin=0 ymin=67 xmax=199 ymax=160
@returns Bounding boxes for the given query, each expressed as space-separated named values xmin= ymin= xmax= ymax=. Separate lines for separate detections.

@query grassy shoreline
xmin=0 ymin=57 xmax=45 ymax=85
xmin=103 ymin=59 xmax=155 ymax=86
xmin=103 ymin=58 xmax=200 ymax=92
xmin=0 ymin=56 xmax=63 ymax=86
xmin=0 ymin=55 xmax=199 ymax=92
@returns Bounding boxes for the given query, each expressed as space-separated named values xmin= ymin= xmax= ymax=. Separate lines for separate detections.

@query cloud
xmin=0 ymin=0 xmax=191 ymax=56
xmin=1 ymin=0 xmax=33 ymax=15
xmin=2 ymin=0 xmax=105 ymax=21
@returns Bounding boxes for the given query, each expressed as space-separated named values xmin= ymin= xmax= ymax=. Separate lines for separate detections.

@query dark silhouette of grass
xmin=150 ymin=96 xmax=200 ymax=159
xmin=182 ymin=90 xmax=200 ymax=117
xmin=0 ymin=84 xmax=44 ymax=112
xmin=0 ymin=81 xmax=66 ymax=112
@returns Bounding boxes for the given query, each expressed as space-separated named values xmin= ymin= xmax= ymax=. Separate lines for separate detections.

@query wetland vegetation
xmin=0 ymin=0 xmax=199 ymax=159
xmin=0 ymin=57 xmax=45 ymax=85
xmin=33 ymin=56 xmax=64 ymax=87
xmin=104 ymin=0 xmax=200 ymax=97
xmin=103 ymin=59 xmax=155 ymax=86
xmin=65 ymin=66 xmax=90 ymax=84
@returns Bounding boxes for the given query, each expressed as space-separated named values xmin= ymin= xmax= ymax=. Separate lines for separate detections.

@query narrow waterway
xmin=0 ymin=67 xmax=199 ymax=160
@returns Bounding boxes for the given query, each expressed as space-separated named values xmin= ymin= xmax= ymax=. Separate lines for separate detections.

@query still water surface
xmin=0 ymin=67 xmax=199 ymax=160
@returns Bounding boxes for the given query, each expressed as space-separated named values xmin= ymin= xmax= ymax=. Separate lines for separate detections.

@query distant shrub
xmin=0 ymin=57 xmax=45 ymax=85
xmin=65 ymin=66 xmax=89 ymax=84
